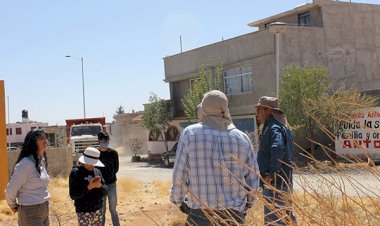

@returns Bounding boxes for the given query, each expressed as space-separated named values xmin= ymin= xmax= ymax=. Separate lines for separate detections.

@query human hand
xmin=88 ymin=177 xmax=102 ymax=190
xmin=264 ymin=176 xmax=272 ymax=184
xmin=11 ymin=206 xmax=18 ymax=213
xmin=179 ymin=202 xmax=190 ymax=214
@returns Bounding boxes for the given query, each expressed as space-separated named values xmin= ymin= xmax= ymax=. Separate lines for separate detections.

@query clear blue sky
xmin=1 ymin=0 xmax=379 ymax=125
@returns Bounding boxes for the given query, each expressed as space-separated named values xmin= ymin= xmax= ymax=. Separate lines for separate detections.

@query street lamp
xmin=65 ymin=55 xmax=86 ymax=118
xmin=268 ymin=22 xmax=287 ymax=98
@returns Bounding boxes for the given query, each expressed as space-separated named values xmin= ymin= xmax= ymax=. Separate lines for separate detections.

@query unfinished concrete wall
xmin=280 ymin=26 xmax=327 ymax=69
xmin=320 ymin=1 xmax=380 ymax=91
xmin=7 ymin=147 xmax=72 ymax=178
xmin=122 ymin=124 xmax=149 ymax=156
xmin=109 ymin=123 xmax=124 ymax=152
xmin=165 ymin=30 xmax=276 ymax=117
xmin=164 ymin=30 xmax=273 ymax=81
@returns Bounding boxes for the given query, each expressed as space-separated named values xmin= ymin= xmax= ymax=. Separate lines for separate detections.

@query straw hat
xmin=255 ymin=96 xmax=291 ymax=129
xmin=254 ymin=96 xmax=284 ymax=114
xmin=78 ymin=147 xmax=105 ymax=167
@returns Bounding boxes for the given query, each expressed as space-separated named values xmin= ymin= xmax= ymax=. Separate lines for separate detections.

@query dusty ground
xmin=0 ymin=155 xmax=183 ymax=226
xmin=1 ymin=156 xmax=380 ymax=225
xmin=0 ymin=178 xmax=183 ymax=226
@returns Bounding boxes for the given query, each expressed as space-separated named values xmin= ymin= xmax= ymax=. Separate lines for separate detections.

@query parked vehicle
xmin=66 ymin=117 xmax=106 ymax=163
xmin=161 ymin=142 xmax=178 ymax=167
xmin=7 ymin=147 xmax=19 ymax=152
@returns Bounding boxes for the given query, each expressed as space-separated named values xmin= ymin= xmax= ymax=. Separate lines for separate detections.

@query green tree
xmin=142 ymin=93 xmax=172 ymax=152
xmin=181 ymin=60 xmax=224 ymax=122
xmin=280 ymin=65 xmax=330 ymax=143
xmin=113 ymin=105 xmax=125 ymax=121
xmin=279 ymin=65 xmax=378 ymax=157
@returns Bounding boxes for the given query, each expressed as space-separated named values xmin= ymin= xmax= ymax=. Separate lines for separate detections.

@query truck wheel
xmin=164 ymin=158 xmax=170 ymax=167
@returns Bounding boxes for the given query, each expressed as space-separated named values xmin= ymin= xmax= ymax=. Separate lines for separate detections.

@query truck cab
xmin=66 ymin=117 xmax=106 ymax=163
xmin=70 ymin=123 xmax=103 ymax=161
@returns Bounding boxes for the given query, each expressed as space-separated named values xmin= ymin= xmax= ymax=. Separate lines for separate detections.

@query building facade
xmin=6 ymin=110 xmax=48 ymax=147
xmin=163 ymin=0 xmax=380 ymax=132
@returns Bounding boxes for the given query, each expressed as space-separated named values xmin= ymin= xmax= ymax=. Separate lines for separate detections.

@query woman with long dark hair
xmin=5 ymin=128 xmax=50 ymax=226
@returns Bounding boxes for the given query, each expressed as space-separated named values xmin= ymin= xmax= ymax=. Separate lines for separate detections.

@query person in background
xmin=171 ymin=90 xmax=259 ymax=225
xmin=5 ymin=128 xmax=50 ymax=226
xmin=255 ymin=96 xmax=297 ymax=225
xmin=69 ymin=147 xmax=107 ymax=226
xmin=97 ymin=131 xmax=120 ymax=226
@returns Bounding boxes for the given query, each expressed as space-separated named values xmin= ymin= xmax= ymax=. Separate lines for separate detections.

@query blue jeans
xmin=263 ymin=184 xmax=297 ymax=226
xmin=185 ymin=209 xmax=245 ymax=226
xmin=101 ymin=183 xmax=120 ymax=226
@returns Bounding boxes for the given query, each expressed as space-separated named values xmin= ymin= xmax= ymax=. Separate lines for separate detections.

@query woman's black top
xmin=69 ymin=165 xmax=107 ymax=213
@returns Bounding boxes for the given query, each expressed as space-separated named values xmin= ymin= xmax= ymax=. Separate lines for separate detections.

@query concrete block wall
xmin=7 ymin=147 xmax=73 ymax=179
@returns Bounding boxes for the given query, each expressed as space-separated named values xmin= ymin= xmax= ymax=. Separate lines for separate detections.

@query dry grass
xmin=164 ymin=151 xmax=380 ymax=226
xmin=0 ymin=177 xmax=147 ymax=226
xmin=1 ymin=156 xmax=380 ymax=225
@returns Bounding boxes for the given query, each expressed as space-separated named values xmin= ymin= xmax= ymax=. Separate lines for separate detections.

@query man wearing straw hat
xmin=255 ymin=96 xmax=297 ymax=225
xmin=171 ymin=90 xmax=259 ymax=225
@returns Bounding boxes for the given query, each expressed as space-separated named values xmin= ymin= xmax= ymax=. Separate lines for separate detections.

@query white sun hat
xmin=78 ymin=147 xmax=105 ymax=167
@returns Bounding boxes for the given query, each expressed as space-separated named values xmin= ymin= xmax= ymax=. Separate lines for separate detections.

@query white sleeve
xmin=5 ymin=158 xmax=32 ymax=208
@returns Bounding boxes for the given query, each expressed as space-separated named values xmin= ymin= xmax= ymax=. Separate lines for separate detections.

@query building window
xmin=6 ymin=128 xmax=9 ymax=136
xmin=224 ymin=66 xmax=253 ymax=94
xmin=16 ymin=128 xmax=22 ymax=135
xmin=298 ymin=11 xmax=311 ymax=26
xmin=189 ymin=78 xmax=200 ymax=91
xmin=9 ymin=128 xmax=12 ymax=135
xmin=31 ymin=127 xmax=36 ymax=130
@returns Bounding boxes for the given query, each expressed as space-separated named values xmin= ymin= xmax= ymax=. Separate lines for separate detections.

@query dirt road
xmin=118 ymin=155 xmax=380 ymax=197
xmin=118 ymin=156 xmax=173 ymax=182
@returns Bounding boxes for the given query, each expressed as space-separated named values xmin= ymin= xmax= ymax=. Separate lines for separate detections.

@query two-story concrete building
xmin=6 ymin=110 xmax=48 ymax=147
xmin=163 ymin=0 xmax=380 ymax=133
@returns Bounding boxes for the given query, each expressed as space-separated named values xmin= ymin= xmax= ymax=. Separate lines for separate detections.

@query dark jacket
xmin=98 ymin=148 xmax=119 ymax=185
xmin=69 ymin=165 xmax=107 ymax=213
xmin=257 ymin=115 xmax=294 ymax=188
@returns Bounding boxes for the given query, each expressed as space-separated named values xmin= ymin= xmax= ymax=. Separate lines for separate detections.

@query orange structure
xmin=0 ymin=80 xmax=8 ymax=199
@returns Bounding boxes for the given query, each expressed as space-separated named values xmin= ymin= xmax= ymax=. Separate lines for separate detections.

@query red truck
xmin=66 ymin=117 xmax=106 ymax=162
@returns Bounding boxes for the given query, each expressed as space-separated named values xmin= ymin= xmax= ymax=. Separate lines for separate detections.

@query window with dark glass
xmin=298 ymin=11 xmax=311 ymax=26
xmin=16 ymin=127 xmax=22 ymax=135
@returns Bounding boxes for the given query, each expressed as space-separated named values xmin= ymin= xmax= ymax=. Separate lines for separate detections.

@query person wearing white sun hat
xmin=69 ymin=147 xmax=107 ymax=226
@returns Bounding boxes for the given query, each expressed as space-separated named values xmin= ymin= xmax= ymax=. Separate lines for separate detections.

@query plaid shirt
xmin=170 ymin=123 xmax=259 ymax=213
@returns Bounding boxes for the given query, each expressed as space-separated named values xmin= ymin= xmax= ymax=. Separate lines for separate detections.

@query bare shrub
xmin=128 ymin=137 xmax=143 ymax=157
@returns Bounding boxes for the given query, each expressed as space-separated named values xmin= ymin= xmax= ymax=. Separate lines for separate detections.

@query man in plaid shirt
xmin=170 ymin=90 xmax=259 ymax=225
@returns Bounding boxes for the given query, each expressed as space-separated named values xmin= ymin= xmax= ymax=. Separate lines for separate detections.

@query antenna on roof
xmin=180 ymin=35 xmax=183 ymax=53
